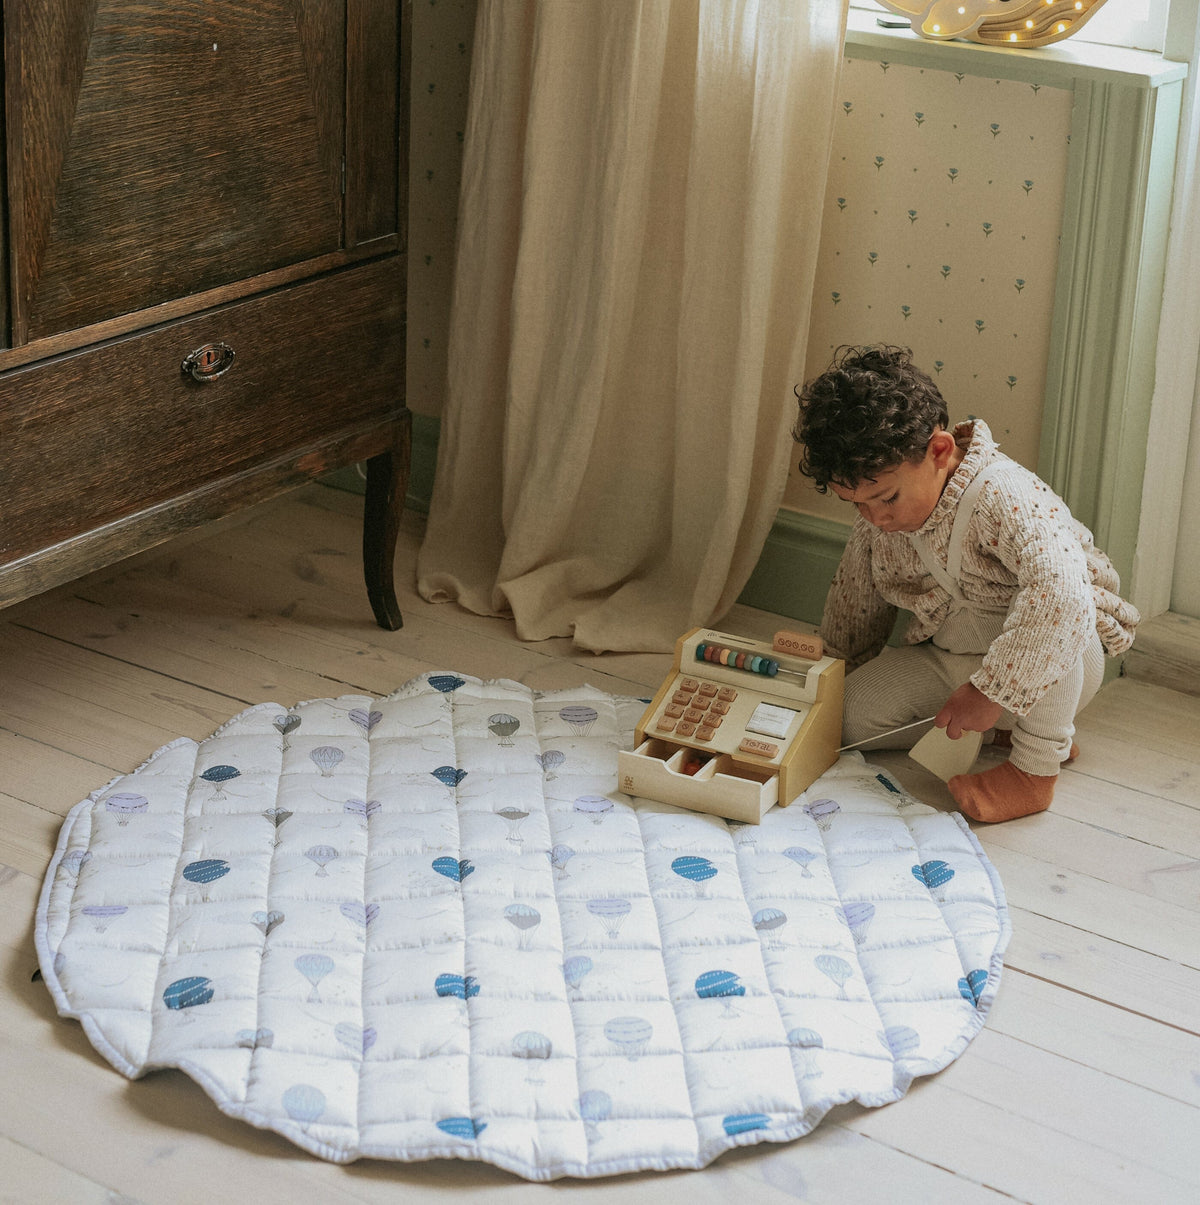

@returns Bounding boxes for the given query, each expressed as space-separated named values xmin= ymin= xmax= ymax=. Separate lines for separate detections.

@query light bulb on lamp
xmin=873 ymin=0 xmax=1111 ymax=47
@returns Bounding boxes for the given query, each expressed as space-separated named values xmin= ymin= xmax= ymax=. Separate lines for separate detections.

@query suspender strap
xmin=906 ymin=465 xmax=997 ymax=596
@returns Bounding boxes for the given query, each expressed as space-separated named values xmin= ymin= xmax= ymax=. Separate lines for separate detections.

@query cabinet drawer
xmin=1 ymin=257 xmax=403 ymax=565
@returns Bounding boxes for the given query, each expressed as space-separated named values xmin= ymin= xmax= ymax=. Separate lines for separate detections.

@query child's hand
xmin=934 ymin=683 xmax=1003 ymax=740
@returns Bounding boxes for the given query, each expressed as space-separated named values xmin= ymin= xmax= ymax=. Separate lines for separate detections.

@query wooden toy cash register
xmin=617 ymin=628 xmax=844 ymax=824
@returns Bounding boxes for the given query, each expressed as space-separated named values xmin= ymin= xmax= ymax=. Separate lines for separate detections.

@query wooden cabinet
xmin=0 ymin=1 xmax=412 ymax=629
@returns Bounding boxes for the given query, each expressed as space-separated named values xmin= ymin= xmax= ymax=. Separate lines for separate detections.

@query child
xmin=793 ymin=344 xmax=1139 ymax=822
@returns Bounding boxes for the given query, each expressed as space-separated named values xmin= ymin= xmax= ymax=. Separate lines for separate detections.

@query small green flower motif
xmin=836 ymin=197 xmax=847 ymax=211
xmin=982 ymin=222 xmax=993 ymax=236
xmin=900 ymin=305 xmax=911 ymax=320
xmin=832 ymin=291 xmax=841 ymax=305
xmin=940 ymin=265 xmax=952 ymax=280
xmin=843 ymin=101 xmax=854 ymax=116
xmin=975 ymin=320 xmax=986 ymax=334
xmin=934 ymin=361 xmax=945 ymax=374
xmin=955 ymin=72 xmax=965 ymax=84
xmin=989 ymin=123 xmax=1001 ymax=138
xmin=1015 ymin=279 xmax=1025 ymax=292
xmin=948 ymin=167 xmax=960 ymax=183
xmin=874 ymin=155 xmax=885 ymax=171
xmin=1022 ymin=180 xmax=1034 ymax=195
xmin=914 ymin=112 xmax=925 ymax=126
xmin=1006 ymin=376 xmax=1018 ymax=390
xmin=907 ymin=209 xmax=918 ymax=224
xmin=1031 ymin=83 xmax=1041 ymax=95
xmin=867 ymin=251 xmax=878 ymax=266
xmin=423 ymin=337 xmax=431 ymax=349
xmin=880 ymin=61 xmax=890 ymax=72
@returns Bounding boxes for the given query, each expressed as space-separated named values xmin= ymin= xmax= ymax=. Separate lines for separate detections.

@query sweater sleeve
xmin=819 ymin=520 xmax=897 ymax=671
xmin=969 ymin=497 xmax=1096 ymax=716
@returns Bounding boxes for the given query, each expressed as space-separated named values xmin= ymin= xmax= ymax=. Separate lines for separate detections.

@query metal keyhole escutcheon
xmin=182 ymin=342 xmax=236 ymax=381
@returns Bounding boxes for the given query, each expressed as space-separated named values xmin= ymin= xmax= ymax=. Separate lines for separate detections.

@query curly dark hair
xmin=792 ymin=344 xmax=949 ymax=492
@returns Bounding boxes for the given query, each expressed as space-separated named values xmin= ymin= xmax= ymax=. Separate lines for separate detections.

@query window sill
xmin=844 ymin=8 xmax=1188 ymax=88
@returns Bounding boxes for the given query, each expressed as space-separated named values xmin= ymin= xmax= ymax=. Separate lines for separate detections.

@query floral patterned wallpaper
xmin=785 ymin=55 xmax=1074 ymax=518
xmin=407 ymin=0 xmax=478 ymax=418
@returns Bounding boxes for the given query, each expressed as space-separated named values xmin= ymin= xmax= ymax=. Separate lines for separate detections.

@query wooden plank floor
xmin=2 ymin=483 xmax=1197 ymax=1204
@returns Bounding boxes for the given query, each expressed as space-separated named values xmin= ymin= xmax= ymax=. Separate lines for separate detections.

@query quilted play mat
xmin=36 ymin=672 xmax=1009 ymax=1180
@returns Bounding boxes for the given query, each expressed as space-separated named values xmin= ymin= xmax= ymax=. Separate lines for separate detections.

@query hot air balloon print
xmin=181 ymin=859 xmax=230 ymax=899
xmin=282 ymin=1083 xmax=325 ymax=1129
xmin=487 ymin=713 xmax=520 ymax=746
xmin=81 ymin=904 xmax=128 ymax=934
xmin=236 ymin=1027 xmax=274 ymax=1050
xmin=294 ymin=953 xmax=335 ymax=1002
xmin=881 ymin=1025 xmax=920 ymax=1059
xmin=563 ymin=955 xmax=593 ymax=993
xmin=671 ymin=855 xmax=717 ymax=895
xmin=436 ymin=1116 xmax=486 ymax=1140
xmin=959 ymin=968 xmax=988 ymax=1007
xmin=586 ymin=897 xmax=631 ymax=939
xmin=251 ymin=909 xmax=284 ymax=938
xmin=103 ymin=792 xmax=148 ymax=825
xmin=803 ymin=797 xmax=841 ymax=832
xmin=504 ymin=903 xmax=541 ymax=949
xmin=335 ymin=1022 xmax=377 ymax=1058
xmin=912 ymin=859 xmax=955 ymax=898
xmin=549 ymin=844 xmax=575 ymax=878
xmin=783 ymin=846 xmax=817 ymax=877
xmin=578 ymin=1089 xmax=611 ymax=1141
xmin=339 ymin=901 xmax=379 ymax=930
xmin=752 ymin=907 xmax=788 ymax=948
xmin=199 ymin=764 xmax=239 ymax=798
xmin=433 ymin=856 xmax=474 ymax=884
xmin=723 ymin=1113 xmax=771 ymax=1137
xmin=428 ymin=674 xmax=466 ymax=694
xmin=512 ymin=1031 xmax=553 ymax=1081
xmin=496 ymin=806 xmax=529 ymax=845
xmin=536 ymin=750 xmax=565 ymax=779
xmin=310 ymin=745 xmax=344 ymax=777
xmin=559 ymin=705 xmax=598 ymax=736
xmin=435 ymin=973 xmax=480 ymax=999
xmin=343 ymin=798 xmax=381 ymax=822
xmin=573 ymin=795 xmax=612 ymax=825
xmin=431 ymin=765 xmax=467 ymax=789
xmin=840 ymin=901 xmax=876 ymax=945
xmin=273 ymin=713 xmax=301 ymax=749
xmin=163 ymin=975 xmax=214 ymax=1010
xmin=262 ymin=807 xmax=293 ymax=840
xmin=604 ymin=1015 xmax=652 ymax=1060
xmin=349 ymin=707 xmax=383 ymax=733
xmin=815 ymin=953 xmax=853 ymax=998
xmin=60 ymin=849 xmax=92 ymax=884
xmin=787 ymin=1027 xmax=824 ymax=1079
xmin=305 ymin=845 xmax=339 ymax=876
xmin=695 ymin=969 xmax=746 ymax=1016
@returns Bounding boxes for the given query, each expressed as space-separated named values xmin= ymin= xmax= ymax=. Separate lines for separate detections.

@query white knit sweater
xmin=819 ymin=420 xmax=1139 ymax=717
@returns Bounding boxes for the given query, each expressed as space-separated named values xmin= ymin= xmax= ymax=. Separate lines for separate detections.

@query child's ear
xmin=928 ymin=428 xmax=958 ymax=469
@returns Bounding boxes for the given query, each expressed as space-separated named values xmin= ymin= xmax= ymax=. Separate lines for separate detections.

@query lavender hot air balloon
xmin=282 ymin=1083 xmax=325 ymax=1128
xmin=310 ymin=745 xmax=344 ymax=777
xmin=104 ymin=792 xmax=148 ymax=825
xmin=349 ymin=708 xmax=383 ymax=733
xmin=536 ymin=750 xmax=565 ymax=779
xmin=305 ymin=845 xmax=339 ymax=876
xmin=840 ymin=901 xmax=876 ymax=945
xmin=573 ymin=795 xmax=612 ymax=824
xmin=559 ymin=705 xmax=598 ymax=736
xmin=549 ymin=844 xmax=575 ymax=877
xmin=344 ymin=798 xmax=381 ymax=821
xmin=586 ymin=897 xmax=631 ymax=939
xmin=803 ymin=797 xmax=841 ymax=832
xmin=339 ymin=901 xmax=379 ymax=930
xmin=335 ymin=1022 xmax=377 ymax=1058
xmin=82 ymin=904 xmax=128 ymax=933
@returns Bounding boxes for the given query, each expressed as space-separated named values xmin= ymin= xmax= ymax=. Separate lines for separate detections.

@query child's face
xmin=830 ymin=431 xmax=960 ymax=533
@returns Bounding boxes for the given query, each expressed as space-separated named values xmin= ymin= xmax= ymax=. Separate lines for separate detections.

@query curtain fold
xmin=417 ymin=0 xmax=848 ymax=652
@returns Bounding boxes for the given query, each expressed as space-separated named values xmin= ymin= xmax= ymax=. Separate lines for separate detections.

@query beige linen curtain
xmin=417 ymin=0 xmax=848 ymax=652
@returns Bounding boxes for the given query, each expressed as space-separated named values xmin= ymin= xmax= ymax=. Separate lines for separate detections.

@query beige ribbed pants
xmin=841 ymin=630 xmax=1106 ymax=777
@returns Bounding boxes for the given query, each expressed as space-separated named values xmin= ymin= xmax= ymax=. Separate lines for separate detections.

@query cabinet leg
xmin=363 ymin=411 xmax=413 ymax=630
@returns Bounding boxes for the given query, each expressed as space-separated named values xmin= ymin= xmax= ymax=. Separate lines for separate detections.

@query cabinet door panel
xmin=6 ymin=0 xmax=348 ymax=343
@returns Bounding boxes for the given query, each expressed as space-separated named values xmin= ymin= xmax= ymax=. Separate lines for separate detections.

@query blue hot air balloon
xmin=339 ymin=901 xmax=379 ymax=929
xmin=783 ymin=846 xmax=817 ymax=876
xmin=182 ymin=858 xmax=230 ymax=886
xmin=881 ymin=1025 xmax=920 ymax=1058
xmin=723 ymin=1113 xmax=771 ymax=1137
xmin=61 ymin=849 xmax=92 ymax=882
xmin=251 ymin=909 xmax=284 ymax=937
xmin=512 ymin=1031 xmax=553 ymax=1060
xmin=959 ymin=968 xmax=988 ymax=1007
xmin=163 ymin=975 xmax=214 ymax=1010
xmin=753 ymin=908 xmax=788 ymax=947
xmin=428 ymin=675 xmax=466 ymax=694
xmin=578 ymin=1089 xmax=611 ymax=1140
xmin=695 ymin=969 xmax=745 ymax=1000
xmin=349 ymin=708 xmax=383 ymax=732
xmin=199 ymin=764 xmax=239 ymax=797
xmin=912 ymin=860 xmax=955 ymax=891
xmin=335 ymin=1022 xmax=377 ymax=1058
xmin=236 ymin=1027 xmax=274 ymax=1050
xmin=505 ymin=903 xmax=541 ymax=949
xmin=563 ymin=955 xmax=593 ymax=992
xmin=305 ymin=845 xmax=339 ymax=876
xmin=436 ymin=1116 xmax=486 ymax=1139
xmin=671 ymin=856 xmax=717 ymax=890
xmin=435 ymin=973 xmax=480 ymax=999
xmin=604 ymin=1015 xmax=652 ymax=1060
xmin=433 ymin=856 xmax=474 ymax=883
xmin=815 ymin=953 xmax=853 ymax=998
xmin=310 ymin=745 xmax=344 ymax=777
xmin=432 ymin=765 xmax=468 ymax=788
xmin=787 ymin=1027 xmax=823 ymax=1050
xmin=81 ymin=904 xmax=128 ymax=933
xmin=586 ymin=897 xmax=631 ymax=939
xmin=841 ymin=901 xmax=876 ymax=944
xmin=294 ymin=953 xmax=335 ymax=1002
xmin=282 ymin=1083 xmax=325 ymax=1127
xmin=549 ymin=844 xmax=575 ymax=877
